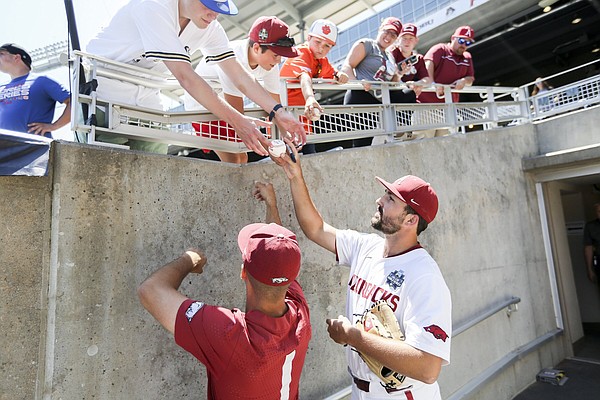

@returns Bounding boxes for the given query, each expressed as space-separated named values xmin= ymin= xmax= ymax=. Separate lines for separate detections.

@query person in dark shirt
xmin=584 ymin=203 xmax=600 ymax=285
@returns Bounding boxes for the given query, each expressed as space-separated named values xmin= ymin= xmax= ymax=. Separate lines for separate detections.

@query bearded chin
xmin=371 ymin=215 xmax=383 ymax=231
xmin=372 ymin=214 xmax=401 ymax=235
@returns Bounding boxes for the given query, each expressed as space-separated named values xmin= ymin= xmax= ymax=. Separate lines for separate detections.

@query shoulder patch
xmin=185 ymin=301 xmax=205 ymax=322
xmin=424 ymin=324 xmax=449 ymax=342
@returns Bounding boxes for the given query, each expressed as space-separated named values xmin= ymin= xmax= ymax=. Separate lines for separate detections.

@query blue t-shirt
xmin=0 ymin=73 xmax=70 ymax=138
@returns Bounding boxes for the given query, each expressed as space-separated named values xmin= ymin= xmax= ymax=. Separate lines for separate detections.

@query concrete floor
xmin=513 ymin=330 xmax=600 ymax=400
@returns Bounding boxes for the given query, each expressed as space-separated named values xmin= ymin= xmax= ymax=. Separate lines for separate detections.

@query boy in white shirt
xmin=185 ymin=16 xmax=299 ymax=163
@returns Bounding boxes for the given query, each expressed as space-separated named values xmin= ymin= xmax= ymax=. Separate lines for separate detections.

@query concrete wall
xmin=0 ymin=175 xmax=52 ymax=400
xmin=534 ymin=104 xmax=600 ymax=154
xmin=1 ymin=120 xmax=576 ymax=399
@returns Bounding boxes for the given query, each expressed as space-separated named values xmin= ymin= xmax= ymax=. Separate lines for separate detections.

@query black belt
xmin=352 ymin=376 xmax=407 ymax=394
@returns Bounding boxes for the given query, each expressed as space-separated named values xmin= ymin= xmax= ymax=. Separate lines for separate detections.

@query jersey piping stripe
xmin=439 ymin=55 xmax=471 ymax=67
xmin=280 ymin=350 xmax=296 ymax=399
xmin=144 ymin=51 xmax=191 ymax=63
xmin=204 ymin=50 xmax=236 ymax=63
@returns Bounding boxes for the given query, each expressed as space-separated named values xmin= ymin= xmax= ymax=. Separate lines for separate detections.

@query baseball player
xmin=86 ymin=0 xmax=306 ymax=154
xmin=279 ymin=19 xmax=349 ymax=154
xmin=138 ymin=187 xmax=311 ymax=398
xmin=272 ymin=143 xmax=451 ymax=399
xmin=185 ymin=16 xmax=299 ymax=164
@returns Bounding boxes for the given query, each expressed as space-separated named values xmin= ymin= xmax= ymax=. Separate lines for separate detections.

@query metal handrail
xmin=453 ymin=296 xmax=521 ymax=337
xmin=447 ymin=328 xmax=563 ymax=400
xmin=68 ymin=52 xmax=562 ymax=153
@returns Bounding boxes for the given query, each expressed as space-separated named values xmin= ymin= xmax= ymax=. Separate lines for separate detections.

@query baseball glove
xmin=355 ymin=300 xmax=407 ymax=389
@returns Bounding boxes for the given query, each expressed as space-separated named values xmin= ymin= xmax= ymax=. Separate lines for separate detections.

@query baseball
xmin=311 ymin=108 xmax=322 ymax=122
xmin=268 ymin=139 xmax=287 ymax=158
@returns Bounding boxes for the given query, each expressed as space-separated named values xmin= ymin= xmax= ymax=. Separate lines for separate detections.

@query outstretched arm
xmin=298 ymin=71 xmax=323 ymax=121
xmin=137 ymin=250 xmax=207 ymax=335
xmin=165 ymin=60 xmax=270 ymax=156
xmin=217 ymin=58 xmax=307 ymax=146
xmin=273 ymin=141 xmax=337 ymax=253
xmin=253 ymin=181 xmax=282 ymax=225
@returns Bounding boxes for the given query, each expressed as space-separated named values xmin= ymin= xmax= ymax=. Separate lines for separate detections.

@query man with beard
xmin=415 ymin=25 xmax=475 ymax=138
xmin=273 ymin=144 xmax=451 ymax=399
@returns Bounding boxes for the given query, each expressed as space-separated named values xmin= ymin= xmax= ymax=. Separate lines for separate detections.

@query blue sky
xmin=2 ymin=1 xmax=127 ymax=53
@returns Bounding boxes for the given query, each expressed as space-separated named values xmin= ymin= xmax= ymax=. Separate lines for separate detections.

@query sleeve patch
xmin=185 ymin=301 xmax=205 ymax=322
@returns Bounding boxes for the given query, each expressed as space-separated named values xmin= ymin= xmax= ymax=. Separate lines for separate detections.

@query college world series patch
xmin=386 ymin=270 xmax=405 ymax=290
xmin=185 ymin=301 xmax=205 ymax=322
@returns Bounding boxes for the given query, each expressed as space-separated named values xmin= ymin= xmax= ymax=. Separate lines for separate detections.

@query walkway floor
xmin=513 ymin=330 xmax=600 ymax=400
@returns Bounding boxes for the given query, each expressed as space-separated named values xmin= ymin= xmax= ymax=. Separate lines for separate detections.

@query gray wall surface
xmin=0 ymin=176 xmax=52 ymax=400
xmin=534 ymin=104 xmax=600 ymax=154
xmin=2 ymin=116 xmax=587 ymax=399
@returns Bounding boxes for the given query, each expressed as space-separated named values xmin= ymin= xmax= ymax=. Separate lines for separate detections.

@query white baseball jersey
xmin=185 ymin=38 xmax=280 ymax=111
xmin=336 ymin=229 xmax=452 ymax=400
xmin=86 ymin=0 xmax=234 ymax=75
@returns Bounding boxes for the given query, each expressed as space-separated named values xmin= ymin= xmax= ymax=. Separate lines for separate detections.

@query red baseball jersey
xmin=279 ymin=43 xmax=336 ymax=106
xmin=174 ymin=281 xmax=311 ymax=399
xmin=418 ymin=43 xmax=474 ymax=103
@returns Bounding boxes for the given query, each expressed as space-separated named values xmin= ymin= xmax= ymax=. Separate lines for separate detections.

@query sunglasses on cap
xmin=457 ymin=38 xmax=473 ymax=46
xmin=263 ymin=36 xmax=295 ymax=48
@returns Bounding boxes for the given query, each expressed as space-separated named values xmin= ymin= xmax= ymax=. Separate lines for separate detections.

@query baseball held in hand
xmin=268 ymin=140 xmax=287 ymax=157
xmin=311 ymin=108 xmax=321 ymax=121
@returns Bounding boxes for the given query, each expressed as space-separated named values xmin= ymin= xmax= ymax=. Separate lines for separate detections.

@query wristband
xmin=269 ymin=103 xmax=283 ymax=121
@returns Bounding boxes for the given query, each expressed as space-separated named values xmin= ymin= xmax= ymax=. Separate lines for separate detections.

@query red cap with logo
xmin=249 ymin=16 xmax=299 ymax=58
xmin=380 ymin=17 xmax=403 ymax=36
xmin=375 ymin=175 xmax=439 ymax=223
xmin=238 ymin=223 xmax=301 ymax=286
xmin=400 ymin=23 xmax=418 ymax=37
xmin=452 ymin=25 xmax=475 ymax=41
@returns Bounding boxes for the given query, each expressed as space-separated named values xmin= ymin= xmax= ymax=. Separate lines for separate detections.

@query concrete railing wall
xmin=2 ymin=116 xmax=586 ymax=399
xmin=534 ymin=104 xmax=600 ymax=154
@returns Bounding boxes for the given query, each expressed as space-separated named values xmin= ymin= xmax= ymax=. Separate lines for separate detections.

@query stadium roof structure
xmin=217 ymin=0 xmax=599 ymax=87
xmin=215 ymin=0 xmax=388 ymax=43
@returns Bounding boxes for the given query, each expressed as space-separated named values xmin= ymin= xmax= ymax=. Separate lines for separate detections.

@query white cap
xmin=308 ymin=19 xmax=338 ymax=45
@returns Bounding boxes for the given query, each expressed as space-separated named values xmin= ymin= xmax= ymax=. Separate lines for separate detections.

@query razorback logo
xmin=424 ymin=325 xmax=448 ymax=342
xmin=322 ymin=25 xmax=331 ymax=35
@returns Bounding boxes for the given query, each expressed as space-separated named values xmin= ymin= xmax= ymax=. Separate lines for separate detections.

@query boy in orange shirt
xmin=280 ymin=19 xmax=348 ymax=154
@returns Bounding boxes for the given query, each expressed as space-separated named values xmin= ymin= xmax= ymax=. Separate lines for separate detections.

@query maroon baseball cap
xmin=452 ymin=26 xmax=475 ymax=41
xmin=375 ymin=175 xmax=439 ymax=223
xmin=249 ymin=16 xmax=299 ymax=58
xmin=380 ymin=17 xmax=402 ymax=36
xmin=238 ymin=223 xmax=301 ymax=286
xmin=400 ymin=23 xmax=418 ymax=37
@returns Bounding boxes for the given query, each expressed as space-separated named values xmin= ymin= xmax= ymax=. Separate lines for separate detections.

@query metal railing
xmin=70 ymin=51 xmax=529 ymax=153
xmin=530 ymin=74 xmax=600 ymax=120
